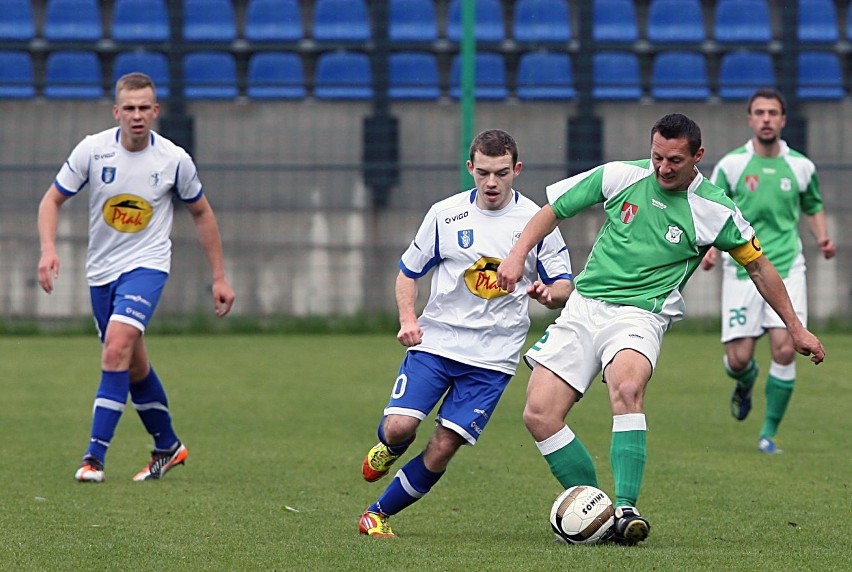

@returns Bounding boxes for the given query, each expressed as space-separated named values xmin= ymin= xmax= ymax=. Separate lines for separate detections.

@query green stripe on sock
xmin=761 ymin=375 xmax=794 ymax=439
xmin=611 ymin=430 xmax=646 ymax=507
xmin=543 ymin=437 xmax=598 ymax=489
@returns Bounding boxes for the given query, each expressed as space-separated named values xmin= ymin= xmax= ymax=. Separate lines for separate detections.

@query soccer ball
xmin=550 ymin=485 xmax=615 ymax=545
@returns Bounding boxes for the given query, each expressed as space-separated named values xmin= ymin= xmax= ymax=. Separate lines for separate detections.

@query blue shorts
xmin=383 ymin=350 xmax=512 ymax=445
xmin=89 ymin=268 xmax=168 ymax=341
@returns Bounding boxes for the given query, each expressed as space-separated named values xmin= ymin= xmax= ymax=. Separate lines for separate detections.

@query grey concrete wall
xmin=2 ymin=99 xmax=849 ymax=321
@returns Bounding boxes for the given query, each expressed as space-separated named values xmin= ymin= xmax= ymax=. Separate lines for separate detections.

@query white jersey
xmin=54 ymin=127 xmax=203 ymax=285
xmin=400 ymin=189 xmax=572 ymax=374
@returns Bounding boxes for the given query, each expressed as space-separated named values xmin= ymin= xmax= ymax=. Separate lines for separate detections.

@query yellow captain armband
xmin=729 ymin=236 xmax=763 ymax=266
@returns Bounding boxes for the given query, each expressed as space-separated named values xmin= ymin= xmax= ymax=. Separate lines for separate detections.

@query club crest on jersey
xmin=780 ymin=177 xmax=793 ymax=192
xmin=458 ymin=229 xmax=474 ymax=249
xmin=665 ymin=225 xmax=684 ymax=244
xmin=620 ymin=202 xmax=638 ymax=224
xmin=745 ymin=175 xmax=759 ymax=192
xmin=101 ymin=167 xmax=116 ymax=184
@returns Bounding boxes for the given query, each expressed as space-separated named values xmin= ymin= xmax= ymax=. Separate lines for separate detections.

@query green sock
xmin=543 ymin=437 xmax=598 ymax=489
xmin=611 ymin=430 xmax=646 ymax=507
xmin=725 ymin=358 xmax=759 ymax=391
xmin=761 ymin=375 xmax=794 ymax=439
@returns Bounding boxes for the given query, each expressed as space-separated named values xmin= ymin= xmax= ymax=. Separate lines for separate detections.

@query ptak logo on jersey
xmin=620 ymin=202 xmax=638 ymax=224
xmin=101 ymin=167 xmax=116 ymax=184
xmin=458 ymin=229 xmax=474 ymax=249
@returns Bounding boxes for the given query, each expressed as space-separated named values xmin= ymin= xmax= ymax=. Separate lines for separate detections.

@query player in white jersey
xmin=701 ymin=88 xmax=835 ymax=454
xmin=37 ymin=73 xmax=235 ymax=483
xmin=498 ymin=114 xmax=825 ymax=545
xmin=358 ymin=130 xmax=573 ymax=537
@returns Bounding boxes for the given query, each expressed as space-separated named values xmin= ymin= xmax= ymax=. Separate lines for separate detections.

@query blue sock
xmin=368 ymin=454 xmax=444 ymax=516
xmin=129 ymin=367 xmax=178 ymax=451
xmin=377 ymin=417 xmax=415 ymax=456
xmin=86 ymin=370 xmax=130 ymax=462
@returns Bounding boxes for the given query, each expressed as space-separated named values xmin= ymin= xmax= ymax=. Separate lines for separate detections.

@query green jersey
xmin=547 ymin=159 xmax=757 ymax=317
xmin=711 ymin=140 xmax=823 ymax=279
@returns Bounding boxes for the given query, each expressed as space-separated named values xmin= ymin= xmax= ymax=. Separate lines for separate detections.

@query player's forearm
xmin=37 ymin=204 xmax=59 ymax=254
xmin=395 ymin=272 xmax=418 ymax=325
xmin=805 ymin=211 xmax=829 ymax=244
xmin=513 ymin=205 xmax=560 ymax=259
xmin=545 ymin=279 xmax=574 ymax=309
xmin=745 ymin=257 xmax=805 ymax=335
xmin=193 ymin=213 xmax=228 ymax=281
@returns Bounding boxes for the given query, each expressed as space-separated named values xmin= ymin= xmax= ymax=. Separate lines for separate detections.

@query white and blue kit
xmin=54 ymin=127 xmax=204 ymax=336
xmin=385 ymin=189 xmax=572 ymax=444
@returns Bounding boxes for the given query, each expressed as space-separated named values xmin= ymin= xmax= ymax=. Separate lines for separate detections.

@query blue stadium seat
xmin=0 ymin=0 xmax=35 ymax=41
xmin=45 ymin=51 xmax=103 ymax=99
xmin=713 ymin=0 xmax=772 ymax=44
xmin=246 ymin=52 xmax=306 ymax=100
xmin=183 ymin=0 xmax=237 ymax=43
xmin=797 ymin=51 xmax=844 ymax=100
xmin=513 ymin=0 xmax=571 ymax=44
xmin=718 ymin=51 xmax=775 ymax=100
xmin=113 ymin=52 xmax=170 ymax=98
xmin=848 ymin=2 xmax=852 ymax=40
xmin=447 ymin=0 xmax=504 ymax=43
xmin=44 ymin=0 xmax=102 ymax=42
xmin=650 ymin=51 xmax=709 ymax=100
xmin=389 ymin=0 xmax=438 ymax=43
xmin=245 ymin=0 xmax=303 ymax=43
xmin=313 ymin=0 xmax=370 ymax=42
xmin=593 ymin=51 xmax=642 ymax=101
xmin=389 ymin=51 xmax=440 ymax=100
xmin=183 ymin=52 xmax=238 ymax=99
xmin=647 ymin=0 xmax=705 ymax=44
xmin=593 ymin=0 xmax=638 ymax=44
xmin=450 ymin=52 xmax=508 ymax=100
xmin=0 ymin=51 xmax=35 ymax=98
xmin=112 ymin=0 xmax=169 ymax=42
xmin=798 ymin=0 xmax=839 ymax=43
xmin=516 ymin=51 xmax=575 ymax=100
xmin=314 ymin=51 xmax=372 ymax=100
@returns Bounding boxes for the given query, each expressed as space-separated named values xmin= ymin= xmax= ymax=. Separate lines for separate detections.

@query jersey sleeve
xmin=709 ymin=161 xmax=732 ymax=197
xmin=546 ymin=165 xmax=606 ymax=219
xmin=713 ymin=205 xmax=762 ymax=266
xmin=800 ymin=170 xmax=824 ymax=215
xmin=174 ymin=151 xmax=204 ymax=202
xmin=535 ymin=229 xmax=572 ymax=284
xmin=399 ymin=206 xmax=440 ymax=278
xmin=54 ymin=136 xmax=94 ymax=196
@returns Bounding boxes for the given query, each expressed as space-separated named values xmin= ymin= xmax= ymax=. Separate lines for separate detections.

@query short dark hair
xmin=651 ymin=113 xmax=702 ymax=155
xmin=115 ymin=72 xmax=156 ymax=100
xmin=469 ymin=129 xmax=518 ymax=165
xmin=747 ymin=87 xmax=787 ymax=115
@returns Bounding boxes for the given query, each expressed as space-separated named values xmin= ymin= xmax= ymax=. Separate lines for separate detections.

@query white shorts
xmin=720 ymin=264 xmax=807 ymax=343
xmin=524 ymin=293 xmax=669 ymax=395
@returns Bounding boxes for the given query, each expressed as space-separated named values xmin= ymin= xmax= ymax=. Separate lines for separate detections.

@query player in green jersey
xmin=701 ymin=88 xmax=836 ymax=454
xmin=497 ymin=113 xmax=825 ymax=545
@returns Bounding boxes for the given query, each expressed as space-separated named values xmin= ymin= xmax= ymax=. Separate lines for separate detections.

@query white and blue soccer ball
xmin=550 ymin=485 xmax=615 ymax=545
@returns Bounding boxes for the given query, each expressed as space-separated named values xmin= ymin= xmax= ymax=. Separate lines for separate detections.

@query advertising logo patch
xmin=102 ymin=194 xmax=153 ymax=233
xmin=464 ymin=256 xmax=508 ymax=299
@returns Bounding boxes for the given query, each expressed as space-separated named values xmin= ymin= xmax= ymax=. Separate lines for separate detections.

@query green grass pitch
xmin=1 ymin=333 xmax=849 ymax=571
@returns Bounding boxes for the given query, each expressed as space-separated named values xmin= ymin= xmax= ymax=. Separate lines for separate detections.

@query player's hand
xmin=397 ymin=319 xmax=423 ymax=347
xmin=212 ymin=279 xmax=235 ymax=316
xmin=792 ymin=327 xmax=825 ymax=364
xmin=497 ymin=252 xmax=525 ymax=293
xmin=527 ymin=280 xmax=552 ymax=306
xmin=37 ymin=251 xmax=59 ymax=294
xmin=700 ymin=248 xmax=717 ymax=271
xmin=818 ymin=237 xmax=836 ymax=260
